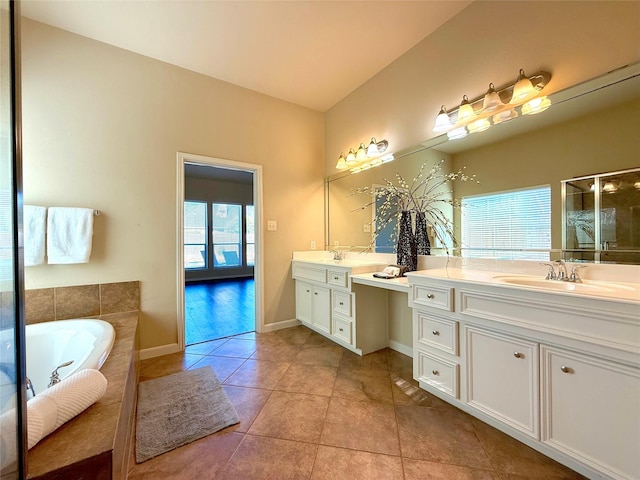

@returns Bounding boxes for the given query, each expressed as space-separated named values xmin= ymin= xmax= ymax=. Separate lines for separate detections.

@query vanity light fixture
xmin=492 ymin=108 xmax=519 ymax=125
xmin=467 ymin=118 xmax=491 ymax=134
xmin=336 ymin=138 xmax=391 ymax=172
xmin=431 ymin=68 xmax=551 ymax=139
xmin=602 ymin=181 xmax=618 ymax=193
xmin=521 ymin=95 xmax=551 ymax=115
xmin=510 ymin=69 xmax=539 ymax=104
xmin=634 ymin=180 xmax=640 ymax=190
xmin=482 ymin=83 xmax=505 ymax=113
xmin=336 ymin=153 xmax=348 ymax=170
xmin=433 ymin=106 xmax=453 ymax=132
xmin=455 ymin=95 xmax=477 ymax=125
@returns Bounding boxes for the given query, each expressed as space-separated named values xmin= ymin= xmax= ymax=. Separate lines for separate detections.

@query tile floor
xmin=185 ymin=278 xmax=255 ymax=345
xmin=128 ymin=325 xmax=586 ymax=480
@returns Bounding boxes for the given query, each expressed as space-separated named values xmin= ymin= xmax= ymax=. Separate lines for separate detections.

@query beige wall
xmin=325 ymin=1 xmax=640 ymax=176
xmin=21 ymin=19 xmax=325 ymax=350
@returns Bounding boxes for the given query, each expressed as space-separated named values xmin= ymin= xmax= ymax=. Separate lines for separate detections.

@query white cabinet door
xmin=295 ymin=281 xmax=313 ymax=325
xmin=466 ymin=326 xmax=539 ymax=438
xmin=312 ymin=285 xmax=331 ymax=334
xmin=541 ymin=346 xmax=640 ymax=480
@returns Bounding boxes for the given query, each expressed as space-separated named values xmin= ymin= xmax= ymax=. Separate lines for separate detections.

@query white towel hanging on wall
xmin=24 ymin=205 xmax=47 ymax=266
xmin=47 ymin=207 xmax=94 ymax=264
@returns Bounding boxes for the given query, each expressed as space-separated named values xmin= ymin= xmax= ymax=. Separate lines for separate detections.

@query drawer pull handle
xmin=432 ymin=370 xmax=439 ymax=376
xmin=513 ymin=352 xmax=522 ymax=359
xmin=334 ymin=276 xmax=339 ymax=280
xmin=426 ymin=294 xmax=435 ymax=299
xmin=560 ymin=365 xmax=572 ymax=373
xmin=339 ymin=302 xmax=344 ymax=306
xmin=432 ymin=330 xmax=440 ymax=336
xmin=314 ymin=292 xmax=318 ymax=295
xmin=339 ymin=328 xmax=344 ymax=332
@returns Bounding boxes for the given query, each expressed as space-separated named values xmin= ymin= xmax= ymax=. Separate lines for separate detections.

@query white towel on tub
xmin=24 ymin=205 xmax=47 ymax=266
xmin=47 ymin=207 xmax=94 ymax=264
xmin=27 ymin=369 xmax=108 ymax=449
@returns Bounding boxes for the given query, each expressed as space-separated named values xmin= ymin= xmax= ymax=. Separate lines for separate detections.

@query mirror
xmin=326 ymin=65 xmax=640 ymax=263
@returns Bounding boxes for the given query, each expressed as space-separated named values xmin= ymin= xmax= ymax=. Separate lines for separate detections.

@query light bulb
xmin=356 ymin=143 xmax=367 ymax=161
xmin=336 ymin=154 xmax=347 ymax=170
xmin=346 ymin=148 xmax=357 ymax=163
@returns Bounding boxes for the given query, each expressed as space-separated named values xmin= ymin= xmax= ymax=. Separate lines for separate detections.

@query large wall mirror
xmin=326 ymin=64 xmax=640 ymax=264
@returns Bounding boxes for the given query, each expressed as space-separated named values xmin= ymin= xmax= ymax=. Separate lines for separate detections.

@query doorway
xmin=177 ymin=152 xmax=263 ymax=349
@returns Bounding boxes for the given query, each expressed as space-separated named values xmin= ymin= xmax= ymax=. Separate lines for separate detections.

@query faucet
xmin=48 ymin=360 xmax=74 ymax=388
xmin=540 ymin=262 xmax=556 ymax=280
xmin=331 ymin=250 xmax=343 ymax=261
xmin=26 ymin=377 xmax=36 ymax=398
xmin=554 ymin=260 xmax=568 ymax=281
xmin=569 ymin=265 xmax=586 ymax=283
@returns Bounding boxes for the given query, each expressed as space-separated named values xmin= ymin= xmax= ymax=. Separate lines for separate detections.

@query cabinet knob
xmin=513 ymin=352 xmax=523 ymax=358
xmin=339 ymin=328 xmax=344 ymax=332
xmin=432 ymin=330 xmax=440 ymax=336
xmin=339 ymin=302 xmax=344 ymax=306
xmin=306 ymin=289 xmax=310 ymax=293
xmin=432 ymin=370 xmax=439 ymax=376
xmin=426 ymin=294 xmax=435 ymax=299
xmin=314 ymin=292 xmax=318 ymax=295
xmin=334 ymin=276 xmax=339 ymax=280
xmin=560 ymin=365 xmax=572 ymax=373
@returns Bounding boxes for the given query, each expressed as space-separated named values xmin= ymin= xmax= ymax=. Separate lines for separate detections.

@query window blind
xmin=461 ymin=186 xmax=551 ymax=260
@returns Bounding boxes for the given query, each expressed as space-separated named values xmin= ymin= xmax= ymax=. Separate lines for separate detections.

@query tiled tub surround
xmin=22 ymin=281 xmax=140 ymax=479
xmin=24 ymin=281 xmax=140 ymax=325
xmin=26 ymin=311 xmax=139 ymax=480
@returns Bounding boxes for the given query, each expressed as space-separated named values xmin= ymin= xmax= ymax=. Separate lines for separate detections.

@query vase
xmin=415 ymin=212 xmax=431 ymax=256
xmin=396 ymin=210 xmax=417 ymax=272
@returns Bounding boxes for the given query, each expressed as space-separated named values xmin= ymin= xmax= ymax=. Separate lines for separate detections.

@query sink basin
xmin=492 ymin=275 xmax=639 ymax=295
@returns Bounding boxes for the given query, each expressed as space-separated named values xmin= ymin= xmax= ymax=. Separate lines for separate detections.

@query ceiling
xmin=21 ymin=0 xmax=472 ymax=112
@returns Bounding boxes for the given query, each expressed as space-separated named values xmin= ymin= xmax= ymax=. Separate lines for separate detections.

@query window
xmin=184 ymin=201 xmax=207 ymax=269
xmin=461 ymin=186 xmax=551 ymax=260
xmin=246 ymin=205 xmax=255 ymax=267
xmin=212 ymin=203 xmax=241 ymax=267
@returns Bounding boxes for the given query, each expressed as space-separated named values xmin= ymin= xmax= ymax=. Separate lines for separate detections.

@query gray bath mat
xmin=135 ymin=366 xmax=240 ymax=463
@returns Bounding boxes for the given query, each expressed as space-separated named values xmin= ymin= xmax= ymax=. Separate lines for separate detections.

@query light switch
xmin=267 ymin=220 xmax=277 ymax=231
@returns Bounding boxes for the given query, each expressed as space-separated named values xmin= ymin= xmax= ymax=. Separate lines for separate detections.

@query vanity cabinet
xmin=541 ymin=345 xmax=640 ymax=479
xmin=466 ymin=326 xmax=539 ymax=438
xmin=407 ymin=271 xmax=640 ymax=480
xmin=295 ymin=281 xmax=330 ymax=334
xmin=292 ymin=259 xmax=387 ymax=355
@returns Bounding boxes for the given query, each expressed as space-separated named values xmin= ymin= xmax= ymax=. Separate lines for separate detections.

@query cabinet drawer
xmin=328 ymin=270 xmax=348 ymax=288
xmin=412 ymin=284 xmax=453 ymax=311
xmin=415 ymin=350 xmax=459 ymax=398
xmin=415 ymin=312 xmax=458 ymax=355
xmin=332 ymin=316 xmax=353 ymax=345
xmin=292 ymin=263 xmax=327 ymax=283
xmin=332 ymin=291 xmax=352 ymax=317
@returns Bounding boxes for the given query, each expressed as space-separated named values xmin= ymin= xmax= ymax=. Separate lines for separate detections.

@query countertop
xmin=406 ymin=268 xmax=640 ymax=304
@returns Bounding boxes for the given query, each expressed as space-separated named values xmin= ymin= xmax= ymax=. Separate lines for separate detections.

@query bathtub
xmin=25 ymin=319 xmax=115 ymax=395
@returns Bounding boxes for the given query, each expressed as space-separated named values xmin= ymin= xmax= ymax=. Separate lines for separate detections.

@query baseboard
xmin=139 ymin=343 xmax=181 ymax=360
xmin=261 ymin=318 xmax=301 ymax=333
xmin=389 ymin=340 xmax=413 ymax=358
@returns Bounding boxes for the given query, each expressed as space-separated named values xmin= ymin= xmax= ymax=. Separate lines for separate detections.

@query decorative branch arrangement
xmin=351 ymin=159 xmax=479 ymax=255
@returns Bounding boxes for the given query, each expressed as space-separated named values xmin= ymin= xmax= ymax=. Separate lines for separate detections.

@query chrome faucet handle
xmin=48 ymin=360 xmax=74 ymax=388
xmin=540 ymin=262 xmax=556 ymax=280
xmin=553 ymin=260 xmax=568 ymax=280
xmin=569 ymin=265 xmax=586 ymax=283
xmin=331 ymin=250 xmax=342 ymax=261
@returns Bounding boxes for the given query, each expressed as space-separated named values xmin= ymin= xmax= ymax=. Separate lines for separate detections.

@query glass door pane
xmin=246 ymin=205 xmax=254 ymax=266
xmin=184 ymin=201 xmax=207 ymax=269
xmin=1 ymin=1 xmax=26 ymax=476
xmin=212 ymin=203 xmax=241 ymax=267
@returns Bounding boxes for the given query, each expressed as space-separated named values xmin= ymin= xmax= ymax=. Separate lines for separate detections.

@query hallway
xmin=185 ymin=278 xmax=255 ymax=345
